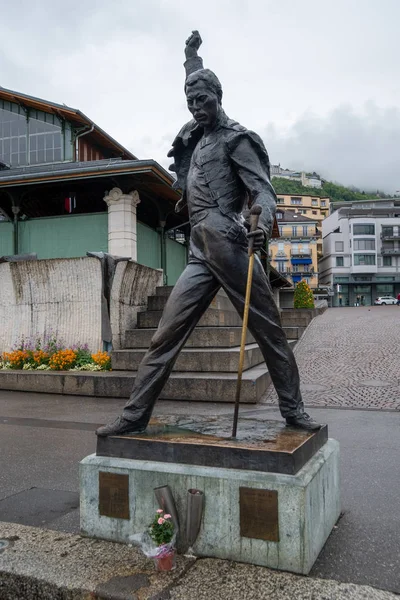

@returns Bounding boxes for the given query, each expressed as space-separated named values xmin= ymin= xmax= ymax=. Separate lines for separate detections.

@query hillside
xmin=271 ymin=177 xmax=388 ymax=203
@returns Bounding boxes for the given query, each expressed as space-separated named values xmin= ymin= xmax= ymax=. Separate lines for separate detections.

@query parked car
xmin=374 ymin=296 xmax=398 ymax=305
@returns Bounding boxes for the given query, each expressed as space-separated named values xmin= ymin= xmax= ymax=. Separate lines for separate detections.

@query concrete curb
xmin=0 ymin=522 xmax=397 ymax=600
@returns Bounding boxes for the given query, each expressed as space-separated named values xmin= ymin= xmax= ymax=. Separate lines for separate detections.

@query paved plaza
xmin=264 ymin=306 xmax=400 ymax=410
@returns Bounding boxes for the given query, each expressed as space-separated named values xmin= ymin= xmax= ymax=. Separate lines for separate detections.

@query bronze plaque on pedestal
xmin=99 ymin=472 xmax=130 ymax=520
xmin=239 ymin=487 xmax=279 ymax=542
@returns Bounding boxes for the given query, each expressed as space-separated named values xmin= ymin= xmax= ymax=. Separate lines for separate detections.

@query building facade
xmin=0 ymin=86 xmax=189 ymax=284
xmin=274 ymin=193 xmax=330 ymax=257
xmin=269 ymin=209 xmax=319 ymax=288
xmin=271 ymin=165 xmax=323 ymax=188
xmin=318 ymin=198 xmax=400 ymax=306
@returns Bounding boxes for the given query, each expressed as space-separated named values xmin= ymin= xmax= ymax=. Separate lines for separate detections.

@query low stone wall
xmin=0 ymin=258 xmax=163 ymax=353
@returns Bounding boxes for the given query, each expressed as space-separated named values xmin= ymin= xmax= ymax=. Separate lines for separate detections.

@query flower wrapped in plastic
xmin=130 ymin=510 xmax=176 ymax=571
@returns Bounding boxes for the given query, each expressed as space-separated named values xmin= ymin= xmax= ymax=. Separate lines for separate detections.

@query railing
xmin=290 ymin=251 xmax=311 ymax=257
xmin=280 ymin=270 xmax=316 ymax=276
xmin=381 ymin=233 xmax=400 ymax=240
xmin=381 ymin=248 xmax=400 ymax=255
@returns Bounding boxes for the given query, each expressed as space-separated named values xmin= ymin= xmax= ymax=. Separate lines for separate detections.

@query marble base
xmin=80 ymin=438 xmax=340 ymax=574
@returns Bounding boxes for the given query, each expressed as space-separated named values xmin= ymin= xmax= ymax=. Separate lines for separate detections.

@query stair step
xmin=155 ymin=286 xmax=175 ymax=297
xmin=112 ymin=343 xmax=264 ymax=373
xmin=138 ymin=308 xmax=242 ymax=329
xmin=0 ymin=365 xmax=270 ymax=403
xmin=283 ymin=326 xmax=306 ymax=340
xmin=124 ymin=327 xmax=255 ymax=349
xmin=147 ymin=292 xmax=235 ymax=312
xmin=280 ymin=316 xmax=311 ymax=327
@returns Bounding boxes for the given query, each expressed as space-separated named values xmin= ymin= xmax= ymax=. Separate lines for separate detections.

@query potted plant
xmin=149 ymin=509 xmax=176 ymax=571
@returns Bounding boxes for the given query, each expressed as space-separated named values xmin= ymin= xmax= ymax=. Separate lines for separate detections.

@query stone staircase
xmin=0 ymin=286 xmax=321 ymax=402
xmin=110 ymin=286 xmax=300 ymax=404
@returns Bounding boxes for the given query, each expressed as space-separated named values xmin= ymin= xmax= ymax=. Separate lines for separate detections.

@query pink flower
xmin=157 ymin=517 xmax=165 ymax=525
xmin=156 ymin=509 xmax=163 ymax=514
xmin=164 ymin=514 xmax=172 ymax=519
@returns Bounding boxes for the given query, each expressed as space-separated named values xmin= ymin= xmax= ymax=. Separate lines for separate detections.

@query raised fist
xmin=185 ymin=30 xmax=202 ymax=59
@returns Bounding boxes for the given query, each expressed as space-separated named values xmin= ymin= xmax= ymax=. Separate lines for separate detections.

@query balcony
xmin=280 ymin=269 xmax=315 ymax=276
xmin=381 ymin=232 xmax=400 ymax=240
xmin=381 ymin=248 xmax=400 ymax=255
xmin=290 ymin=251 xmax=311 ymax=257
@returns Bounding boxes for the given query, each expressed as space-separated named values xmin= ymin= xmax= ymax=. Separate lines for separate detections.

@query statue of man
xmin=97 ymin=32 xmax=321 ymax=437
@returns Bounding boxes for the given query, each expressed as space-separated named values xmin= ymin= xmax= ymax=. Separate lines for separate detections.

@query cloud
xmin=262 ymin=104 xmax=400 ymax=194
xmin=1 ymin=0 xmax=400 ymax=194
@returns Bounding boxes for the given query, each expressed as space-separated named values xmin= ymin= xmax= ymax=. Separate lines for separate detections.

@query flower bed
xmin=0 ymin=334 xmax=111 ymax=372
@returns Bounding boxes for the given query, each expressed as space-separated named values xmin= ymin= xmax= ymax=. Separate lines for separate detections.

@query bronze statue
xmin=96 ymin=31 xmax=321 ymax=437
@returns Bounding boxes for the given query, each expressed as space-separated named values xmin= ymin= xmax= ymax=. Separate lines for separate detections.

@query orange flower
xmin=92 ymin=351 xmax=111 ymax=370
xmin=49 ymin=349 xmax=77 ymax=371
xmin=2 ymin=350 xmax=29 ymax=369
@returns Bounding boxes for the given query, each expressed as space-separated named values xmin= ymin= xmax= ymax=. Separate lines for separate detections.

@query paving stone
xmin=262 ymin=306 xmax=400 ymax=411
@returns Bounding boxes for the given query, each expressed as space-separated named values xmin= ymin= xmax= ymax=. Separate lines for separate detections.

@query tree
xmin=294 ymin=280 xmax=315 ymax=309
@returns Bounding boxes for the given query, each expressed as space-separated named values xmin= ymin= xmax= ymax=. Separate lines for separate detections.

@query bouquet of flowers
xmin=131 ymin=509 xmax=176 ymax=571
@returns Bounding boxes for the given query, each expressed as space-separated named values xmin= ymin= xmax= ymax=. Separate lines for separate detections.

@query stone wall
xmin=0 ymin=257 xmax=163 ymax=353
xmin=110 ymin=261 xmax=163 ymax=349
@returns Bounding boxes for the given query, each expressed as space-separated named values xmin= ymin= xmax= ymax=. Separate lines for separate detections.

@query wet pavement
xmin=0 ymin=390 xmax=399 ymax=594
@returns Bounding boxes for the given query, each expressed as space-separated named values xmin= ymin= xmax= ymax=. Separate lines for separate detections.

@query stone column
xmin=103 ymin=188 xmax=141 ymax=260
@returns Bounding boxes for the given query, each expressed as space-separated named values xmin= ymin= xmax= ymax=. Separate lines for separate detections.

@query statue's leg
xmin=120 ymin=259 xmax=220 ymax=427
xmin=220 ymin=254 xmax=304 ymax=419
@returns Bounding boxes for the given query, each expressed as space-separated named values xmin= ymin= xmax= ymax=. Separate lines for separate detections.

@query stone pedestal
xmin=80 ymin=421 xmax=340 ymax=575
xmin=104 ymin=187 xmax=140 ymax=260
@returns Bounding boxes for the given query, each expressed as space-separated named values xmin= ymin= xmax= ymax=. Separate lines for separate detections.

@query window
xmin=321 ymin=212 xmax=327 ymax=217
xmin=292 ymin=243 xmax=298 ymax=254
xmin=276 ymin=212 xmax=283 ymax=219
xmin=312 ymin=210 xmax=317 ymax=215
xmin=276 ymin=261 xmax=285 ymax=273
xmin=311 ymin=199 xmax=318 ymax=206
xmin=335 ymin=241 xmax=344 ymax=252
xmin=354 ymin=254 xmax=376 ymax=265
xmin=302 ymin=226 xmax=308 ymax=236
xmin=0 ymin=101 xmax=63 ymax=166
xmin=301 ymin=243 xmax=309 ymax=254
xmin=336 ymin=257 xmax=344 ymax=267
xmin=321 ymin=200 xmax=326 ymax=207
xmin=278 ymin=242 xmax=284 ymax=252
xmin=278 ymin=226 xmax=283 ymax=237
xmin=292 ymin=226 xmax=298 ymax=236
xmin=354 ymin=239 xmax=375 ymax=250
xmin=290 ymin=197 xmax=302 ymax=205
xmin=382 ymin=226 xmax=393 ymax=236
xmin=383 ymin=256 xmax=392 ymax=266
xmin=376 ymin=284 xmax=394 ymax=295
xmin=277 ymin=197 xmax=285 ymax=204
xmin=353 ymin=224 xmax=375 ymax=235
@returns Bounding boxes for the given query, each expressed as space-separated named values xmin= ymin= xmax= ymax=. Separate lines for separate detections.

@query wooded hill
xmin=272 ymin=177 xmax=390 ymax=203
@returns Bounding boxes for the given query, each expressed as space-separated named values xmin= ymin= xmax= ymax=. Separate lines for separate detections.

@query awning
xmin=291 ymin=257 xmax=312 ymax=265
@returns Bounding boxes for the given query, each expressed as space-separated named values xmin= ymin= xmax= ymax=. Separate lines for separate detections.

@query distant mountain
xmin=271 ymin=177 xmax=391 ymax=202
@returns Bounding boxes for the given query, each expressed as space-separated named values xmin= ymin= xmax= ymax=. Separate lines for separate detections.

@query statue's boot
xmin=96 ymin=416 xmax=146 ymax=437
xmin=286 ymin=413 xmax=322 ymax=431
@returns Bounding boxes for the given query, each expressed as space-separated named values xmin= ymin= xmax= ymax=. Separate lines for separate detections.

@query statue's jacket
xmin=168 ymin=110 xmax=277 ymax=240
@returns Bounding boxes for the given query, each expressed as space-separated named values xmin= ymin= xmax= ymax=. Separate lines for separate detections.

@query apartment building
xmin=269 ymin=209 xmax=319 ymax=288
xmin=274 ymin=194 xmax=330 ymax=256
xmin=318 ymin=198 xmax=400 ymax=306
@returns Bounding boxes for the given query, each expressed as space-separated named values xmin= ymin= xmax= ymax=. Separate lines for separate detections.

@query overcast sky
xmin=1 ymin=0 xmax=399 ymax=193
